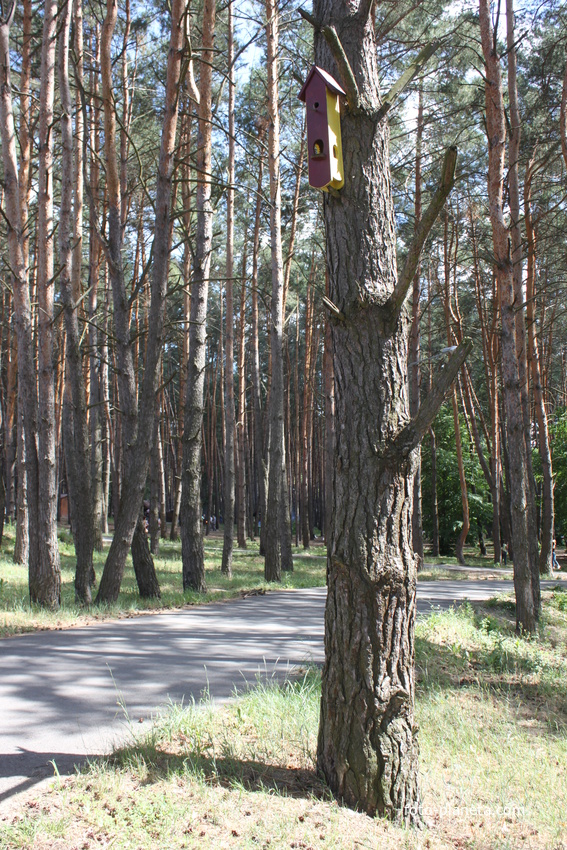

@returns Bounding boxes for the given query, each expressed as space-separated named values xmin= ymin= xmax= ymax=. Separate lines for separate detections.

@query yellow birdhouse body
xmin=298 ymin=66 xmax=345 ymax=191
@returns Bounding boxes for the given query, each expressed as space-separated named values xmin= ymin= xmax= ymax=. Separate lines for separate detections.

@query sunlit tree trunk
xmin=250 ymin=121 xmax=267 ymax=549
xmin=222 ymin=0 xmax=236 ymax=577
xmin=442 ymin=209 xmax=469 ymax=565
xmin=479 ymin=0 xmax=539 ymax=632
xmin=237 ymin=236 xmax=248 ymax=547
xmin=35 ymin=0 xmax=61 ymax=606
xmin=97 ymin=0 xmax=187 ymax=601
xmin=505 ymin=0 xmax=539 ymax=586
xmin=311 ymin=0 xmax=466 ymax=821
xmin=264 ymin=0 xmax=292 ymax=581
xmin=410 ymin=86 xmax=424 ymax=566
xmin=58 ymin=0 xmax=94 ymax=602
xmin=525 ymin=155 xmax=553 ymax=575
xmin=181 ymin=0 xmax=216 ymax=592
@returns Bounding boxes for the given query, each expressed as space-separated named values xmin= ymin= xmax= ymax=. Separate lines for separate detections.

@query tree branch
xmin=387 ymin=146 xmax=457 ymax=314
xmin=321 ymin=25 xmax=361 ymax=112
xmin=358 ymin=0 xmax=377 ymax=25
xmin=298 ymin=8 xmax=361 ymax=112
xmin=395 ymin=337 xmax=473 ymax=456
xmin=298 ymin=7 xmax=319 ymax=29
xmin=378 ymin=40 xmax=440 ymax=118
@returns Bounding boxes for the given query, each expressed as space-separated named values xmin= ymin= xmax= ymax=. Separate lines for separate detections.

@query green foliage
xmin=421 ymin=405 xmax=492 ymax=555
xmin=548 ymin=410 xmax=567 ymax=536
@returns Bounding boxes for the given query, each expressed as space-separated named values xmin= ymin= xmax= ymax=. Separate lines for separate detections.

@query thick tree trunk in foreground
xmin=311 ymin=0 xmax=466 ymax=823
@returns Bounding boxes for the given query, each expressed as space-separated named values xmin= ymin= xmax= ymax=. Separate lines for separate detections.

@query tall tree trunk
xmin=525 ymin=155 xmax=553 ymax=575
xmin=470 ymin=210 xmax=501 ymax=563
xmin=170 ymin=102 xmax=193 ymax=542
xmin=5 ymin=324 xmax=17 ymax=524
xmin=323 ymin=276 xmax=335 ymax=546
xmin=88 ymin=25 xmax=105 ymax=551
xmin=14 ymin=407 xmax=28 ymax=565
xmin=479 ymin=0 xmax=539 ymax=632
xmin=150 ymin=415 xmax=161 ymax=555
xmin=443 ymin=210 xmax=469 ymax=565
xmin=58 ymin=0 xmax=94 ymax=604
xmin=264 ymin=0 xmax=292 ymax=581
xmin=35 ymin=0 xmax=61 ymax=607
xmin=505 ymin=0 xmax=540 ymax=592
xmin=222 ymin=0 xmax=236 ymax=577
xmin=410 ymin=86 xmax=424 ymax=566
xmin=236 ymin=237 xmax=248 ymax=548
xmin=97 ymin=0 xmax=187 ymax=601
xmin=301 ymin=273 xmax=314 ymax=549
xmin=311 ymin=0 xmax=465 ymax=821
xmin=181 ymin=0 xmax=216 ymax=593
xmin=251 ymin=121 xmax=268 ymax=552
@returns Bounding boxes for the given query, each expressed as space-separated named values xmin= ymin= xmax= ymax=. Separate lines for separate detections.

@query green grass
xmin=0 ymin=525 xmax=327 ymax=638
xmin=2 ymin=595 xmax=566 ymax=849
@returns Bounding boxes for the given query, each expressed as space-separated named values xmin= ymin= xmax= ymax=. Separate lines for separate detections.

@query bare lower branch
xmin=298 ymin=7 xmax=319 ymax=28
xmin=387 ymin=146 xmax=457 ymax=314
xmin=358 ymin=0 xmax=377 ymax=25
xmin=378 ymin=40 xmax=440 ymax=118
xmin=395 ymin=337 xmax=473 ymax=456
xmin=298 ymin=8 xmax=361 ymax=111
xmin=321 ymin=25 xmax=361 ymax=112
xmin=322 ymin=294 xmax=345 ymax=321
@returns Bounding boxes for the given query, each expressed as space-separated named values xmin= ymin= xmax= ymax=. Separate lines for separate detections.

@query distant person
xmin=501 ymin=543 xmax=507 ymax=567
xmin=552 ymin=539 xmax=559 ymax=571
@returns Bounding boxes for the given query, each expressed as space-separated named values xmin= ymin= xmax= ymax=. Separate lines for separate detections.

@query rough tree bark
xmin=525 ymin=154 xmax=554 ymax=576
xmin=36 ymin=0 xmax=62 ymax=606
xmin=304 ymin=0 xmax=468 ymax=822
xmin=236 ymin=235 xmax=248 ymax=547
xmin=181 ymin=0 xmax=215 ymax=593
xmin=58 ymin=0 xmax=95 ymax=604
xmin=479 ymin=0 xmax=539 ymax=632
xmin=13 ymin=0 xmax=32 ymax=563
xmin=264 ymin=0 xmax=293 ymax=581
xmin=250 ymin=120 xmax=268 ymax=550
xmin=505 ymin=0 xmax=540 ymax=584
xmin=442 ymin=209 xmax=469 ymax=565
xmin=410 ymin=86 xmax=424 ymax=567
xmin=222 ymin=0 xmax=236 ymax=577
xmin=97 ymin=0 xmax=187 ymax=601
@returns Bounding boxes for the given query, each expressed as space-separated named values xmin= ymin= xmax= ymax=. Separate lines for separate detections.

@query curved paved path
xmin=0 ymin=579 xmax=554 ymax=809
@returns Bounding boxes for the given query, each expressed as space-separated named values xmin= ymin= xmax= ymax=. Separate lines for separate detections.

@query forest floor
xmin=1 ymin=588 xmax=566 ymax=849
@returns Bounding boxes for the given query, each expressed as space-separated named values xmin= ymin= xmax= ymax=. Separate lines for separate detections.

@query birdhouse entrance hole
xmin=313 ymin=139 xmax=325 ymax=159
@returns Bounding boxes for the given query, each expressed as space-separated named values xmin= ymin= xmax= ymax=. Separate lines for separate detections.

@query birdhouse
xmin=298 ymin=65 xmax=345 ymax=191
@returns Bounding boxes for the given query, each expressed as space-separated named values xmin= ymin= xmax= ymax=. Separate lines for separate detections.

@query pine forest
xmin=1 ymin=0 xmax=567 ymax=821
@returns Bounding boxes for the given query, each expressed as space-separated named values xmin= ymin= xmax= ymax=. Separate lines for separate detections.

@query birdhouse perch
xmin=298 ymin=66 xmax=345 ymax=191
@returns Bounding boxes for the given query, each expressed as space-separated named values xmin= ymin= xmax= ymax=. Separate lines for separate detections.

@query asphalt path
xmin=0 ymin=578 xmax=556 ymax=809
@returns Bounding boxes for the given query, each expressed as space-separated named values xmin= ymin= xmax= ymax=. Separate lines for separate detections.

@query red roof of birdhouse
xmin=298 ymin=65 xmax=346 ymax=102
